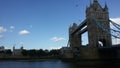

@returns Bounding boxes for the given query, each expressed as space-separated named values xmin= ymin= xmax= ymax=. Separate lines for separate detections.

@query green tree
xmin=22 ymin=49 xmax=28 ymax=56
xmin=5 ymin=49 xmax=12 ymax=55
xmin=28 ymin=49 xmax=36 ymax=57
xmin=49 ymin=49 xmax=60 ymax=56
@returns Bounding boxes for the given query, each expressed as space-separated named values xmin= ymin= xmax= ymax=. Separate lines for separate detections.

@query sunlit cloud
xmin=50 ymin=46 xmax=62 ymax=50
xmin=0 ymin=26 xmax=7 ymax=33
xmin=19 ymin=30 xmax=30 ymax=35
xmin=110 ymin=17 xmax=120 ymax=45
xmin=10 ymin=26 xmax=15 ymax=29
xmin=112 ymin=38 xmax=120 ymax=45
xmin=51 ymin=37 xmax=65 ymax=42
xmin=110 ymin=18 xmax=120 ymax=24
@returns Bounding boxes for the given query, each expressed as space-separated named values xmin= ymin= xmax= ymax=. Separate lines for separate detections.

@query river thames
xmin=0 ymin=60 xmax=120 ymax=68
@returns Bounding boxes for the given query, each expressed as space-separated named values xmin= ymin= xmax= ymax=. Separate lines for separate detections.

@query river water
xmin=0 ymin=60 xmax=120 ymax=68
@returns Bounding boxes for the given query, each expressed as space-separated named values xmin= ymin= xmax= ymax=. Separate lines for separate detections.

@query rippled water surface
xmin=0 ymin=60 xmax=120 ymax=68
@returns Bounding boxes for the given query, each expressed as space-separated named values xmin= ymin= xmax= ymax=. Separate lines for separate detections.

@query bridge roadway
xmin=71 ymin=19 xmax=87 ymax=35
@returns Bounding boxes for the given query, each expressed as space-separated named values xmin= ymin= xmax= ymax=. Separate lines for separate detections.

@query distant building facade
xmin=0 ymin=46 xmax=5 ymax=51
xmin=13 ymin=46 xmax=23 ymax=56
xmin=60 ymin=47 xmax=73 ymax=59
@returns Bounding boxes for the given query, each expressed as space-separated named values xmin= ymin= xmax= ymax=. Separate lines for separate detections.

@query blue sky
xmin=0 ymin=0 xmax=120 ymax=50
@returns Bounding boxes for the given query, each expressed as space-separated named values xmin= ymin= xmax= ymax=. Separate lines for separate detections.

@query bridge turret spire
xmin=90 ymin=0 xmax=92 ymax=5
xmin=94 ymin=0 xmax=98 ymax=2
xmin=104 ymin=2 xmax=108 ymax=10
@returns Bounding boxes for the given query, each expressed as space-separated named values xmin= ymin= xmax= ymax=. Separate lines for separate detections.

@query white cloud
xmin=110 ymin=18 xmax=120 ymax=45
xmin=10 ymin=26 xmax=15 ymax=32
xmin=10 ymin=26 xmax=15 ymax=29
xmin=112 ymin=38 xmax=120 ymax=45
xmin=19 ymin=30 xmax=30 ymax=35
xmin=51 ymin=37 xmax=65 ymax=42
xmin=117 ymin=39 xmax=120 ymax=44
xmin=50 ymin=46 xmax=62 ymax=50
xmin=110 ymin=18 xmax=120 ymax=28
xmin=110 ymin=18 xmax=120 ymax=24
xmin=0 ymin=35 xmax=4 ymax=39
xmin=0 ymin=26 xmax=7 ymax=33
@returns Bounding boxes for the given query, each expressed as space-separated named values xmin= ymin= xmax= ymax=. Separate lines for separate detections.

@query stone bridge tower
xmin=86 ymin=0 xmax=112 ymax=47
xmin=69 ymin=23 xmax=81 ymax=48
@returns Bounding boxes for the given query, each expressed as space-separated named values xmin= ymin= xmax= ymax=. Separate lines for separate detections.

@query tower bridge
xmin=61 ymin=0 xmax=120 ymax=59
xmin=69 ymin=0 xmax=120 ymax=48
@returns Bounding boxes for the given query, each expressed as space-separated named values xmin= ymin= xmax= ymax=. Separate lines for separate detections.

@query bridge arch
xmin=98 ymin=39 xmax=106 ymax=47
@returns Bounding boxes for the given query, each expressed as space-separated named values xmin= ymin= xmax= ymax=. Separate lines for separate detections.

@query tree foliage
xmin=21 ymin=49 xmax=60 ymax=57
xmin=0 ymin=50 xmax=12 ymax=55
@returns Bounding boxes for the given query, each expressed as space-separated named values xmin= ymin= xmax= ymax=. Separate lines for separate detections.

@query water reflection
xmin=0 ymin=60 xmax=120 ymax=68
xmin=72 ymin=60 xmax=120 ymax=68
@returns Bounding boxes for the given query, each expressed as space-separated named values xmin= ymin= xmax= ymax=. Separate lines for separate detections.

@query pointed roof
xmin=90 ymin=0 xmax=92 ymax=5
xmin=94 ymin=0 xmax=98 ymax=2
xmin=104 ymin=2 xmax=108 ymax=9
xmin=91 ymin=0 xmax=103 ymax=11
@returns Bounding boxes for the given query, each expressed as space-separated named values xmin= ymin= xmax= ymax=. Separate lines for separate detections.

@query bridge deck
xmin=71 ymin=19 xmax=87 ymax=35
